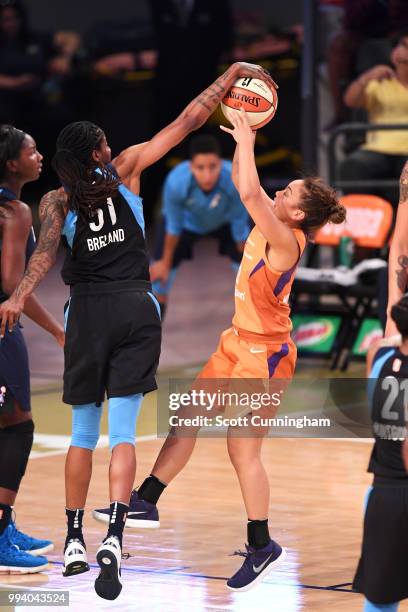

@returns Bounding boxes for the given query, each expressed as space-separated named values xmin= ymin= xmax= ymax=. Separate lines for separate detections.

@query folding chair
xmin=292 ymin=194 xmax=393 ymax=370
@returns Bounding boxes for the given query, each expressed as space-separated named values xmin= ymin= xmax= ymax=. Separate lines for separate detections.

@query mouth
xmin=37 ymin=165 xmax=42 ymax=173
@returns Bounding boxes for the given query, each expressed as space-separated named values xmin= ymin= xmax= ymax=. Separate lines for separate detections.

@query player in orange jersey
xmin=95 ymin=108 xmax=346 ymax=590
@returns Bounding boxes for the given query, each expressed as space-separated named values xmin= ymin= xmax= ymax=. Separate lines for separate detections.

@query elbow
xmin=240 ymin=187 xmax=261 ymax=205
xmin=178 ymin=112 xmax=201 ymax=133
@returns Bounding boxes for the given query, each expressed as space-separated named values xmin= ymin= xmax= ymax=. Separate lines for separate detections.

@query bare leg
xmin=109 ymin=443 xmax=136 ymax=503
xmin=151 ymin=430 xmax=198 ymax=484
xmin=65 ymin=447 xmax=93 ymax=509
xmin=227 ymin=428 xmax=269 ymax=519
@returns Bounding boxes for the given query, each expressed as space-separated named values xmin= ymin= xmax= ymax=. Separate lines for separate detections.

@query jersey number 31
xmin=89 ymin=198 xmax=117 ymax=232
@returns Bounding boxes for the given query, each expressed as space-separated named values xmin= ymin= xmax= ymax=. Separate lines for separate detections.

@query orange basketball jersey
xmin=232 ymin=226 xmax=306 ymax=338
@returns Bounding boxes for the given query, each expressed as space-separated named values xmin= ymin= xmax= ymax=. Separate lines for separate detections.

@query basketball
xmin=221 ymin=77 xmax=278 ymax=130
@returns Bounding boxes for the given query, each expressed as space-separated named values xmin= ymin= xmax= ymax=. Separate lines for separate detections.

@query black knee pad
xmin=0 ymin=419 xmax=34 ymax=492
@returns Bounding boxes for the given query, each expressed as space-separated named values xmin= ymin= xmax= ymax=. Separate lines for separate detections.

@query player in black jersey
xmin=353 ymin=294 xmax=408 ymax=612
xmin=0 ymin=63 xmax=276 ymax=600
xmin=0 ymin=125 xmax=64 ymax=574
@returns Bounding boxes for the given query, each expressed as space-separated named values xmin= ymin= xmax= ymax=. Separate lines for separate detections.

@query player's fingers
xmin=8 ymin=313 xmax=15 ymax=333
xmin=219 ymin=125 xmax=234 ymax=135
xmin=0 ymin=314 xmax=6 ymax=339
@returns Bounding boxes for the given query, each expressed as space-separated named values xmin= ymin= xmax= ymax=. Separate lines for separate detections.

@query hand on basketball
xmin=150 ymin=260 xmax=170 ymax=283
xmin=220 ymin=108 xmax=255 ymax=144
xmin=233 ymin=62 xmax=278 ymax=91
xmin=0 ymin=295 xmax=24 ymax=338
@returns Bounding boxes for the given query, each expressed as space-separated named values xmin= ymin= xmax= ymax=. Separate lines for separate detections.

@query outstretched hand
xmin=220 ymin=108 xmax=256 ymax=145
xmin=233 ymin=62 xmax=278 ymax=91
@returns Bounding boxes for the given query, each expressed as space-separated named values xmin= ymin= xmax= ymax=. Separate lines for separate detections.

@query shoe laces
xmin=1 ymin=527 xmax=25 ymax=558
xmin=230 ymin=543 xmax=253 ymax=559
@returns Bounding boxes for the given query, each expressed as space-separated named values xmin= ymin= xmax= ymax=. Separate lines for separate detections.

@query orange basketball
xmin=221 ymin=77 xmax=278 ymax=129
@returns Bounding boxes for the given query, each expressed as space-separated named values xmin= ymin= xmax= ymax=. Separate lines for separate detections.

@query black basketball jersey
xmin=0 ymin=187 xmax=36 ymax=304
xmin=61 ymin=180 xmax=150 ymax=286
xmin=368 ymin=346 xmax=408 ymax=486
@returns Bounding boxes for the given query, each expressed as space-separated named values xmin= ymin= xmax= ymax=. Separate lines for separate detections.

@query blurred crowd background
xmin=3 ymin=0 xmax=408 ymax=365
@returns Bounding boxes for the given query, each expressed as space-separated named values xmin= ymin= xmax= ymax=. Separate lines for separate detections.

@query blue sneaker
xmin=92 ymin=490 xmax=160 ymax=529
xmin=9 ymin=521 xmax=54 ymax=557
xmin=0 ymin=525 xmax=49 ymax=574
xmin=227 ymin=540 xmax=286 ymax=592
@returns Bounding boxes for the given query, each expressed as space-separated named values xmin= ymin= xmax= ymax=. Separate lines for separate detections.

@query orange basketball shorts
xmin=197 ymin=327 xmax=297 ymax=380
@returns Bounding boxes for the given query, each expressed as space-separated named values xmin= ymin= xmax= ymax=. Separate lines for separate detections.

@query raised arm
xmin=221 ymin=109 xmax=299 ymax=268
xmin=112 ymin=62 xmax=277 ymax=191
xmin=0 ymin=189 xmax=66 ymax=337
xmin=386 ymin=162 xmax=408 ymax=337
xmin=344 ymin=64 xmax=395 ymax=109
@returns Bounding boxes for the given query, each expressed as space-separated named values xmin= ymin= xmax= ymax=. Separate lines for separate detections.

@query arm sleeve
xmin=162 ymin=174 xmax=184 ymax=236
xmin=229 ymin=185 xmax=250 ymax=242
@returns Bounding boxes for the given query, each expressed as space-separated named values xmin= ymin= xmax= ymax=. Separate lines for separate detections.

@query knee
xmin=0 ymin=419 xmax=34 ymax=491
xmin=109 ymin=433 xmax=135 ymax=451
xmin=227 ymin=438 xmax=250 ymax=469
xmin=71 ymin=404 xmax=102 ymax=451
xmin=71 ymin=430 xmax=99 ymax=451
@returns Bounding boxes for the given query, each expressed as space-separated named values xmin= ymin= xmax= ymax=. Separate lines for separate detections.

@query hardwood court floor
xmin=2 ymin=437 xmax=406 ymax=612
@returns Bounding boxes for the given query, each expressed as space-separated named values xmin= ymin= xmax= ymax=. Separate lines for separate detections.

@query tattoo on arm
xmin=396 ymin=254 xmax=408 ymax=292
xmin=14 ymin=191 xmax=66 ymax=301
xmin=195 ymin=68 xmax=234 ymax=112
xmin=399 ymin=162 xmax=408 ymax=205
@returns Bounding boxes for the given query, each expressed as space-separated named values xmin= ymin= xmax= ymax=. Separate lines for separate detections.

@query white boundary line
xmin=30 ymin=434 xmax=158 ymax=460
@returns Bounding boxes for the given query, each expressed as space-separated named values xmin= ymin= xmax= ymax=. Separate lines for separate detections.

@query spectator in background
xmin=150 ymin=135 xmax=249 ymax=318
xmin=0 ymin=0 xmax=47 ymax=124
xmin=0 ymin=0 xmax=79 ymax=193
xmin=149 ymin=0 xmax=233 ymax=128
xmin=326 ymin=0 xmax=408 ymax=128
xmin=339 ymin=32 xmax=408 ymax=204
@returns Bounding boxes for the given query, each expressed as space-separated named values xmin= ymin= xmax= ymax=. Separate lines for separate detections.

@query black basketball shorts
xmin=0 ymin=323 xmax=30 ymax=413
xmin=353 ymin=485 xmax=408 ymax=604
xmin=63 ymin=280 xmax=161 ymax=406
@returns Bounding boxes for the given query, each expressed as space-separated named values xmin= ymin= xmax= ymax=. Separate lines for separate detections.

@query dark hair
xmin=391 ymin=294 xmax=408 ymax=338
xmin=0 ymin=0 xmax=29 ymax=46
xmin=189 ymin=135 xmax=221 ymax=159
xmin=298 ymin=176 xmax=346 ymax=235
xmin=52 ymin=121 xmax=119 ymax=218
xmin=391 ymin=30 xmax=408 ymax=49
xmin=0 ymin=123 xmax=25 ymax=181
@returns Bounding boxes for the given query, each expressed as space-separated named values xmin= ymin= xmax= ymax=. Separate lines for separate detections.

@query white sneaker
xmin=62 ymin=538 xmax=89 ymax=577
xmin=94 ymin=535 xmax=122 ymax=600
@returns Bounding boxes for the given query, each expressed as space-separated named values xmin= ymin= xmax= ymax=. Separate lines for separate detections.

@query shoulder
xmin=369 ymin=344 xmax=397 ymax=372
xmin=165 ymin=161 xmax=191 ymax=190
xmin=2 ymin=199 xmax=32 ymax=225
xmin=292 ymin=227 xmax=307 ymax=251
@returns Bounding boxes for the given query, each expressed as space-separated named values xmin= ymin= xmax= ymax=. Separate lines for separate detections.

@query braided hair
xmin=391 ymin=294 xmax=408 ymax=338
xmin=0 ymin=124 xmax=26 ymax=216
xmin=52 ymin=121 xmax=119 ymax=219
xmin=0 ymin=124 xmax=25 ymax=181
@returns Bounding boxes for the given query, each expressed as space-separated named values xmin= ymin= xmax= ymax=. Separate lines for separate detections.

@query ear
xmin=91 ymin=149 xmax=102 ymax=163
xmin=6 ymin=159 xmax=18 ymax=173
xmin=293 ymin=208 xmax=305 ymax=221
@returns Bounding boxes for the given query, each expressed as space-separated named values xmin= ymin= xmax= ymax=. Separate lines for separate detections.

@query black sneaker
xmin=92 ymin=490 xmax=159 ymax=529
